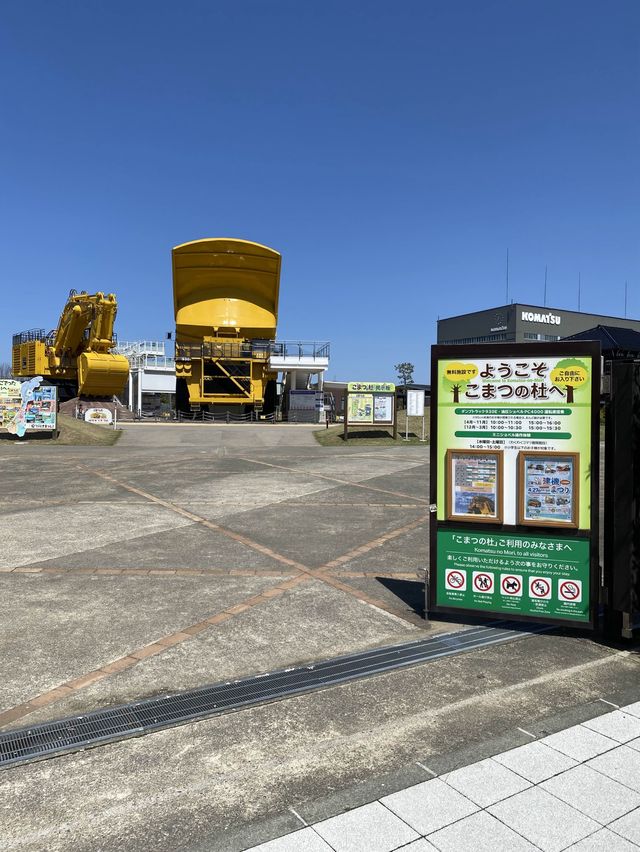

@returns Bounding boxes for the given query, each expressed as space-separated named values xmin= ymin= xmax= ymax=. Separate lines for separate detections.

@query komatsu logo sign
xmin=521 ymin=310 xmax=561 ymax=325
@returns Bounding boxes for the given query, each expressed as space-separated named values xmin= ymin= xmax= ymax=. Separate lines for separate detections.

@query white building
xmin=117 ymin=341 xmax=176 ymax=415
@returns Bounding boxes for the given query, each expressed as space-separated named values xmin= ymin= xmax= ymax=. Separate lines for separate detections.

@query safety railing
xmin=174 ymin=341 xmax=330 ymax=361
xmin=12 ymin=329 xmax=47 ymax=346
xmin=175 ymin=409 xmax=276 ymax=423
xmin=269 ymin=341 xmax=330 ymax=359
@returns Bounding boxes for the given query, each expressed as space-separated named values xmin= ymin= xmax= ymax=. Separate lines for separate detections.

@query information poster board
xmin=518 ymin=451 xmax=578 ymax=527
xmin=0 ymin=378 xmax=57 ymax=437
xmin=407 ymin=389 xmax=425 ymax=417
xmin=348 ymin=393 xmax=374 ymax=423
xmin=344 ymin=382 xmax=397 ymax=439
xmin=429 ymin=342 xmax=600 ymax=627
xmin=447 ymin=449 xmax=503 ymax=523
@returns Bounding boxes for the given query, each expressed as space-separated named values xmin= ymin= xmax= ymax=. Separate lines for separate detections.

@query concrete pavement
xmin=0 ymin=423 xmax=638 ymax=851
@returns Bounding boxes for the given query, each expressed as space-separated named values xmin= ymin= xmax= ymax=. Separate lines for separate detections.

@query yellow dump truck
xmin=172 ymin=238 xmax=280 ymax=414
xmin=12 ymin=290 xmax=129 ymax=400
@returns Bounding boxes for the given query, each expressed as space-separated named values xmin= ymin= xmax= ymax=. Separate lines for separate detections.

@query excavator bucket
xmin=78 ymin=352 xmax=129 ymax=397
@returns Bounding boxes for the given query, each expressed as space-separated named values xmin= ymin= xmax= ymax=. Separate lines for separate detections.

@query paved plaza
xmin=249 ymin=703 xmax=640 ymax=851
xmin=0 ymin=423 xmax=638 ymax=851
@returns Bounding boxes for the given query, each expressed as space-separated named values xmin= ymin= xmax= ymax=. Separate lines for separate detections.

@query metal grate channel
xmin=0 ymin=621 xmax=550 ymax=770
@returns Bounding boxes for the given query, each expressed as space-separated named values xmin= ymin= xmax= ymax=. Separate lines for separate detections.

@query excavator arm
xmin=12 ymin=290 xmax=129 ymax=398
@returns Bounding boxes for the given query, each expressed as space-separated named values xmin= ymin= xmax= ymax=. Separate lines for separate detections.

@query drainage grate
xmin=0 ymin=621 xmax=550 ymax=770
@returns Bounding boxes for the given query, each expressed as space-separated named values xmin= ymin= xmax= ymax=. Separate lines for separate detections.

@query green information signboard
xmin=436 ymin=530 xmax=590 ymax=622
xmin=429 ymin=341 xmax=600 ymax=628
xmin=343 ymin=381 xmax=397 ymax=440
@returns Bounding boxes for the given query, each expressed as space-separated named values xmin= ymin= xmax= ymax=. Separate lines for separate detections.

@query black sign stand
xmin=428 ymin=341 xmax=601 ymax=630
xmin=603 ymin=360 xmax=640 ymax=638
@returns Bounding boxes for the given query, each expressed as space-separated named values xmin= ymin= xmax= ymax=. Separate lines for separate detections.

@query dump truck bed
xmin=172 ymin=238 xmax=281 ymax=341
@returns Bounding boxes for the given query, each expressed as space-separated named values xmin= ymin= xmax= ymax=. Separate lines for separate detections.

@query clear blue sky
xmin=1 ymin=1 xmax=638 ymax=382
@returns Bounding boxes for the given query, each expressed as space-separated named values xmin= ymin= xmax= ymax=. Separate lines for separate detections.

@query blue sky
xmin=1 ymin=1 xmax=638 ymax=382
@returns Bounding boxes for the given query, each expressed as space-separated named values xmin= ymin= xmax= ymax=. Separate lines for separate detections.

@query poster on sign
xmin=407 ymin=389 xmax=425 ymax=417
xmin=373 ymin=395 xmax=393 ymax=423
xmin=0 ymin=378 xmax=57 ymax=437
xmin=447 ymin=449 xmax=502 ymax=523
xmin=519 ymin=451 xmax=578 ymax=527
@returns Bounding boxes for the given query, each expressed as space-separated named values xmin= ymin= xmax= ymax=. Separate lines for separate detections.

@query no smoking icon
xmin=559 ymin=579 xmax=582 ymax=603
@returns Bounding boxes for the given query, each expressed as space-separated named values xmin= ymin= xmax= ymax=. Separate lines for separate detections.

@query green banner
xmin=436 ymin=529 xmax=590 ymax=622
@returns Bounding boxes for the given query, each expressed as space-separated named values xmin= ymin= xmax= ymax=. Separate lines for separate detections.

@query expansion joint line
xmin=74 ymin=463 xmax=428 ymax=625
xmin=0 ymin=466 xmax=428 ymax=729
xmin=234 ymin=456 xmax=430 ymax=504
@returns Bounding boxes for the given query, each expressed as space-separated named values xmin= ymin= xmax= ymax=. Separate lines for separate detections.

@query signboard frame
xmin=407 ymin=388 xmax=425 ymax=417
xmin=517 ymin=450 xmax=579 ymax=528
xmin=446 ymin=448 xmax=504 ymax=524
xmin=344 ymin=382 xmax=397 ymax=440
xmin=0 ymin=379 xmax=58 ymax=437
xmin=428 ymin=341 xmax=601 ymax=629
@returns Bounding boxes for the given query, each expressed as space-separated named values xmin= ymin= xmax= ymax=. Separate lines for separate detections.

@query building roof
xmin=563 ymin=325 xmax=640 ymax=352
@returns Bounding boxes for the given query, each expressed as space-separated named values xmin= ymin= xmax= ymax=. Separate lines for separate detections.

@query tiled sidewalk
xmin=247 ymin=703 xmax=640 ymax=851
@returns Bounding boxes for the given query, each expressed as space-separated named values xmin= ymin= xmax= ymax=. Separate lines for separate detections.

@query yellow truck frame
xmin=12 ymin=289 xmax=129 ymax=399
xmin=172 ymin=238 xmax=280 ymax=414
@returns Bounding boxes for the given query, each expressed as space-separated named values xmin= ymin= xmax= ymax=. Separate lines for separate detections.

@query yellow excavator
xmin=12 ymin=290 xmax=129 ymax=400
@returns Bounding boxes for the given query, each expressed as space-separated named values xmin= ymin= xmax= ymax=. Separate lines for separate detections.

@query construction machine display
xmin=172 ymin=238 xmax=280 ymax=414
xmin=12 ymin=290 xmax=129 ymax=400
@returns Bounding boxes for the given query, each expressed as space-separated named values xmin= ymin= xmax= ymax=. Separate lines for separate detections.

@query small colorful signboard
xmin=429 ymin=342 xmax=600 ymax=628
xmin=0 ymin=377 xmax=57 ymax=437
xmin=84 ymin=408 xmax=113 ymax=424
xmin=344 ymin=382 xmax=397 ymax=439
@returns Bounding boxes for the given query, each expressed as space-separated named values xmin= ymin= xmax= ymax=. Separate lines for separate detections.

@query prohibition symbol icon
xmin=559 ymin=580 xmax=582 ymax=602
xmin=473 ymin=572 xmax=494 ymax=593
xmin=501 ymin=575 xmax=522 ymax=596
xmin=445 ymin=569 xmax=466 ymax=591
xmin=530 ymin=577 xmax=551 ymax=599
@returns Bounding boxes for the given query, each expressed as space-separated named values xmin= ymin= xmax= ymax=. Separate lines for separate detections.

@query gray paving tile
xmin=493 ymin=740 xmax=578 ymax=783
xmin=566 ymin=827 xmax=639 ymax=850
xmin=440 ymin=757 xmax=531 ymax=807
xmin=541 ymin=764 xmax=640 ymax=824
xmin=620 ymin=702 xmax=640 ymax=720
xmin=583 ymin=711 xmax=640 ymax=744
xmin=541 ymin=724 xmax=618 ymax=762
xmin=381 ymin=777 xmax=478 ymax=835
xmin=398 ymin=841 xmax=439 ymax=852
xmin=313 ymin=801 xmax=419 ymax=852
xmin=627 ymin=738 xmax=640 ymax=753
xmin=609 ymin=808 xmax=640 ymax=846
xmin=489 ymin=786 xmax=600 ymax=851
xmin=427 ymin=810 xmax=539 ymax=851
xmin=246 ymin=827 xmax=334 ymax=851
xmin=588 ymin=746 xmax=640 ymax=794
